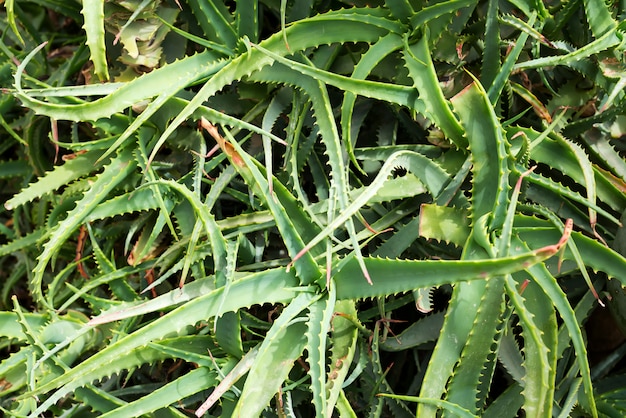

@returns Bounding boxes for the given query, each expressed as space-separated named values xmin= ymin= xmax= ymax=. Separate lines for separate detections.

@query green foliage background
xmin=1 ymin=0 xmax=626 ymax=416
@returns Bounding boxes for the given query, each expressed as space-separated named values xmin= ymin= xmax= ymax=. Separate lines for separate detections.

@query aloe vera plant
xmin=1 ymin=0 xmax=626 ymax=416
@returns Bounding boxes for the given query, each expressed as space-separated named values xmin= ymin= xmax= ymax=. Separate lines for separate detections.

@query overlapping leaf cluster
xmin=1 ymin=0 xmax=626 ymax=416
